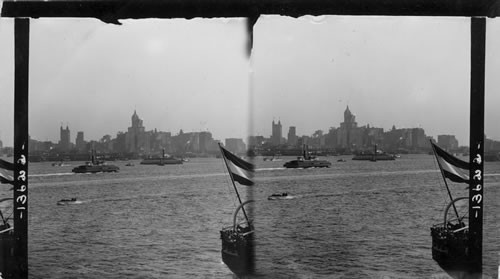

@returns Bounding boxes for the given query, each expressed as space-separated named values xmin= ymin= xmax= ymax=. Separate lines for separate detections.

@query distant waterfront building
xmin=287 ymin=126 xmax=297 ymax=146
xmin=225 ymin=138 xmax=246 ymax=154
xmin=59 ymin=125 xmax=71 ymax=151
xmin=248 ymin=136 xmax=266 ymax=147
xmin=438 ymin=135 xmax=459 ymax=150
xmin=126 ymin=110 xmax=149 ymax=154
xmin=410 ymin=128 xmax=428 ymax=149
xmin=271 ymin=120 xmax=282 ymax=146
xmin=114 ymin=132 xmax=127 ymax=153
xmin=199 ymin=131 xmax=213 ymax=154
xmin=75 ymin=131 xmax=85 ymax=152
xmin=325 ymin=127 xmax=338 ymax=148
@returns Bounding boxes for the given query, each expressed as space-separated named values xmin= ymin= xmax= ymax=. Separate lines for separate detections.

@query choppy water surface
xmin=18 ymin=155 xmax=500 ymax=278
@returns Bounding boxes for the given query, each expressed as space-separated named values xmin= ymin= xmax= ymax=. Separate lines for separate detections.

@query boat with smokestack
xmin=71 ymin=150 xmax=119 ymax=173
xmin=283 ymin=144 xmax=331 ymax=168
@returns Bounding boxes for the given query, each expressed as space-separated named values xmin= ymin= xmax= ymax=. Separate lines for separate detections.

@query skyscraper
xmin=287 ymin=126 xmax=297 ymax=146
xmin=75 ymin=131 xmax=85 ymax=152
xmin=338 ymin=106 xmax=359 ymax=149
xmin=126 ymin=110 xmax=148 ymax=153
xmin=59 ymin=125 xmax=71 ymax=151
xmin=271 ymin=120 xmax=282 ymax=146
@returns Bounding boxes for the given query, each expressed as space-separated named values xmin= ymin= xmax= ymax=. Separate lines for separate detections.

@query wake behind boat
xmin=56 ymin=198 xmax=82 ymax=206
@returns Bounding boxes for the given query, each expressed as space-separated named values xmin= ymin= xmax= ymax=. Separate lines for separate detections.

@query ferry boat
xmin=140 ymin=149 xmax=183 ymax=165
xmin=352 ymin=145 xmax=395 ymax=161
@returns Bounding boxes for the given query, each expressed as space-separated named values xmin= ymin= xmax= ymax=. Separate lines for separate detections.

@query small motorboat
xmin=267 ymin=192 xmax=293 ymax=200
xmin=337 ymin=158 xmax=347 ymax=162
xmin=57 ymin=198 xmax=82 ymax=206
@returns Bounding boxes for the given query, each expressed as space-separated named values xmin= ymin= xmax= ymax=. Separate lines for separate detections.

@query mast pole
xmin=469 ymin=17 xmax=485 ymax=272
xmin=218 ymin=143 xmax=251 ymax=227
xmin=430 ymin=141 xmax=461 ymax=222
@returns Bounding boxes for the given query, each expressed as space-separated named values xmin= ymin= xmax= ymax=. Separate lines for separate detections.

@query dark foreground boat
xmin=218 ymin=143 xmax=255 ymax=276
xmin=429 ymin=141 xmax=481 ymax=274
xmin=283 ymin=145 xmax=331 ymax=168
xmin=72 ymin=150 xmax=119 ymax=173
xmin=0 ymin=197 xmax=15 ymax=278
xmin=140 ymin=149 xmax=183 ymax=165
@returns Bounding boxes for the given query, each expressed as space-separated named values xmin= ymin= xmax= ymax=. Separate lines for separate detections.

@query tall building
xmin=126 ymin=110 xmax=148 ymax=153
xmin=287 ymin=126 xmax=297 ymax=146
xmin=59 ymin=125 xmax=71 ymax=151
xmin=337 ymin=106 xmax=360 ymax=149
xmin=271 ymin=120 xmax=282 ymax=146
xmin=75 ymin=131 xmax=85 ymax=152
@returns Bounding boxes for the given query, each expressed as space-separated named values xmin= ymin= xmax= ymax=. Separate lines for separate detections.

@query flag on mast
xmin=431 ymin=142 xmax=470 ymax=183
xmin=220 ymin=146 xmax=254 ymax=186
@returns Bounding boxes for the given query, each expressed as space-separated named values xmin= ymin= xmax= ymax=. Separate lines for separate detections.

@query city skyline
xmin=20 ymin=106 xmax=465 ymax=148
xmin=1 ymin=16 xmax=499 ymax=147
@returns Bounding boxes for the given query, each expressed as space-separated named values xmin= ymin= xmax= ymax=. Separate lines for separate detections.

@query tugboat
xmin=72 ymin=150 xmax=119 ymax=173
xmin=218 ymin=143 xmax=255 ymax=276
xmin=283 ymin=145 xmax=331 ymax=168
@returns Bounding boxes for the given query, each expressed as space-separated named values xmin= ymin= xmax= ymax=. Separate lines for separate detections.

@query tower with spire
xmin=126 ymin=110 xmax=148 ymax=153
xmin=338 ymin=106 xmax=359 ymax=149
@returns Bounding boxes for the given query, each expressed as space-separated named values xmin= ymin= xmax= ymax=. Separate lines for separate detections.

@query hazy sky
xmin=0 ymin=16 xmax=498 ymax=147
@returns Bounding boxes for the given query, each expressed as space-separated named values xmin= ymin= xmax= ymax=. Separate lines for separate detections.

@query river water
xmin=5 ymin=154 xmax=499 ymax=278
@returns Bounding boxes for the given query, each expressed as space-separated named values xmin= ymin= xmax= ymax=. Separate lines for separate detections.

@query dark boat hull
xmin=221 ymin=249 xmax=253 ymax=276
xmin=431 ymin=226 xmax=480 ymax=273
xmin=72 ymin=165 xmax=119 ymax=173
xmin=140 ymin=158 xmax=183 ymax=165
xmin=220 ymin=228 xmax=254 ymax=276
xmin=283 ymin=160 xmax=331 ymax=168
xmin=352 ymin=154 xmax=395 ymax=161
xmin=0 ymin=228 xmax=16 ymax=278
